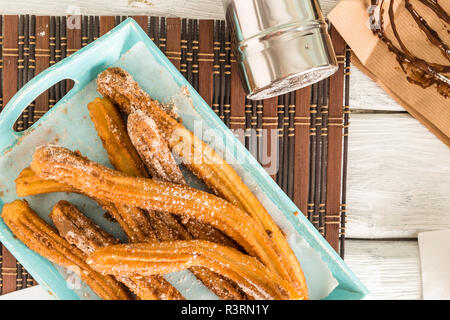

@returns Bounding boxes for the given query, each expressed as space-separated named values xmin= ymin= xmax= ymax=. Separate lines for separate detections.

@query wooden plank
xmin=99 ymin=16 xmax=115 ymax=36
xmin=229 ymin=50 xmax=246 ymax=145
xmin=325 ymin=26 xmax=345 ymax=251
xmin=17 ymin=15 xmax=25 ymax=129
xmin=2 ymin=16 xmax=18 ymax=107
xmin=350 ymin=64 xmax=405 ymax=111
xmin=35 ymin=16 xmax=50 ymax=115
xmin=132 ymin=15 xmax=148 ymax=32
xmin=66 ymin=14 xmax=81 ymax=54
xmin=0 ymin=15 xmax=2 ymax=113
xmin=262 ymin=97 xmax=278 ymax=180
xmin=1 ymin=15 xmax=18 ymax=295
xmin=165 ymin=18 xmax=181 ymax=70
xmin=211 ymin=20 xmax=220 ymax=116
xmin=49 ymin=16 xmax=57 ymax=109
xmin=345 ymin=240 xmax=421 ymax=299
xmin=0 ymin=0 xmax=340 ymax=18
xmin=66 ymin=13 xmax=80 ymax=91
xmin=346 ymin=114 xmax=450 ymax=239
xmin=223 ymin=26 xmax=231 ymax=126
xmin=198 ymin=19 xmax=213 ymax=107
xmin=293 ymin=88 xmax=310 ymax=215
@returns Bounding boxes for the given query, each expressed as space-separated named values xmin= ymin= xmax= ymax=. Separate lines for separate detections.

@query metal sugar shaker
xmin=224 ymin=0 xmax=338 ymax=100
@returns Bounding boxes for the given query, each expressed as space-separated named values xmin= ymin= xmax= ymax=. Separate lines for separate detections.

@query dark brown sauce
xmin=418 ymin=0 xmax=449 ymax=24
xmin=405 ymin=0 xmax=449 ymax=61
xmin=370 ymin=0 xmax=450 ymax=98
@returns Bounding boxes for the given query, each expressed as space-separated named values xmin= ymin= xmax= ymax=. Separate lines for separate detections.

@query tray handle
xmin=0 ymin=18 xmax=140 ymax=153
xmin=0 ymin=58 xmax=89 ymax=151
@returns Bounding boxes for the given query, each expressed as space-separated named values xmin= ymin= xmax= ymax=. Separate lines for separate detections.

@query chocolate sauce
xmin=405 ymin=0 xmax=449 ymax=61
xmin=370 ymin=0 xmax=449 ymax=98
xmin=418 ymin=0 xmax=449 ymax=24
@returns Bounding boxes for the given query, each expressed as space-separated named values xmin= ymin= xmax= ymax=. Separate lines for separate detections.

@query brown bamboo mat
xmin=0 ymin=15 xmax=350 ymax=295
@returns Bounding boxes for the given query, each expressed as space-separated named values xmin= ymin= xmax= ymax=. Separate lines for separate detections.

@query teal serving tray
xmin=0 ymin=18 xmax=368 ymax=300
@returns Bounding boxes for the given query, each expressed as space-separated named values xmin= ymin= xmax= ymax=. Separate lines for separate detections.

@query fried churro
xmin=15 ymin=167 xmax=73 ymax=197
xmin=15 ymin=168 xmax=159 ymax=244
xmin=15 ymin=167 xmax=247 ymax=300
xmin=97 ymin=67 xmax=307 ymax=296
xmin=127 ymin=108 xmax=240 ymax=249
xmin=16 ymin=167 xmax=235 ymax=248
xmin=88 ymin=241 xmax=300 ymax=300
xmin=88 ymin=97 xmax=188 ymax=243
xmin=88 ymin=98 xmax=245 ymax=299
xmin=127 ymin=108 xmax=185 ymax=184
xmin=30 ymin=145 xmax=305 ymax=299
xmin=50 ymin=200 xmax=184 ymax=300
xmin=87 ymin=98 xmax=149 ymax=178
xmin=1 ymin=200 xmax=131 ymax=300
xmin=88 ymin=97 xmax=184 ymax=299
xmin=5 ymin=66 xmax=312 ymax=301
xmin=50 ymin=200 xmax=119 ymax=254
xmin=14 ymin=98 xmax=184 ymax=300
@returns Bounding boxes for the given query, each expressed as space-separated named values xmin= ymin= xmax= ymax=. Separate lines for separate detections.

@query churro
xmin=15 ymin=167 xmax=73 ymax=197
xmin=88 ymin=241 xmax=300 ymax=300
xmin=15 ymin=168 xmax=247 ymax=300
xmin=88 ymin=97 xmax=185 ymax=299
xmin=88 ymin=98 xmax=245 ymax=299
xmin=88 ymin=97 xmax=187 ymax=243
xmin=4 ymin=66 xmax=312 ymax=301
xmin=30 ymin=145 xmax=305 ymax=299
xmin=50 ymin=200 xmax=184 ymax=300
xmin=15 ymin=169 xmax=159 ymax=244
xmin=87 ymin=98 xmax=149 ymax=178
xmin=15 ymin=173 xmax=158 ymax=245
xmin=97 ymin=67 xmax=307 ymax=296
xmin=1 ymin=200 xmax=131 ymax=300
xmin=127 ymin=108 xmax=185 ymax=184
xmin=50 ymin=200 xmax=119 ymax=254
xmin=127 ymin=108 xmax=239 ymax=249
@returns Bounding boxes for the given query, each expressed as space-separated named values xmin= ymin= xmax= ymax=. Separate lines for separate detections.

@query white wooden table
xmin=2 ymin=0 xmax=450 ymax=300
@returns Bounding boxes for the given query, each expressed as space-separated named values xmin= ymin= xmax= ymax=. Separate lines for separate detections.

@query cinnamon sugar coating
xmin=88 ymin=241 xmax=300 ymax=300
xmin=90 ymin=97 xmax=246 ymax=299
xmin=97 ymin=67 xmax=308 ymax=297
xmin=1 ymin=200 xmax=131 ymax=300
xmin=50 ymin=200 xmax=184 ymax=300
xmin=31 ymin=145 xmax=305 ymax=299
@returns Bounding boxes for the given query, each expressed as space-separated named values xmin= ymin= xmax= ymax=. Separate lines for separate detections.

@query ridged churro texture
xmin=88 ymin=97 xmax=186 ymax=299
xmin=15 ymin=168 xmax=159 ymax=245
xmin=50 ymin=200 xmax=119 ymax=254
xmin=50 ymin=200 xmax=184 ymax=300
xmin=97 ymin=67 xmax=307 ymax=297
xmin=89 ymin=97 xmax=246 ymax=299
xmin=16 ymin=167 xmax=246 ymax=300
xmin=30 ymin=145 xmax=306 ymax=299
xmin=1 ymin=200 xmax=131 ymax=300
xmin=127 ymin=107 xmax=240 ymax=250
xmin=88 ymin=97 xmax=163 ymax=244
xmin=15 ymin=167 xmax=73 ymax=197
xmin=88 ymin=241 xmax=300 ymax=300
xmin=127 ymin=108 xmax=185 ymax=184
xmin=87 ymin=97 xmax=148 ymax=178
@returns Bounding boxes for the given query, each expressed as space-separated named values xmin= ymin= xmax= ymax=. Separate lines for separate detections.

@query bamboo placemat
xmin=0 ymin=15 xmax=350 ymax=295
